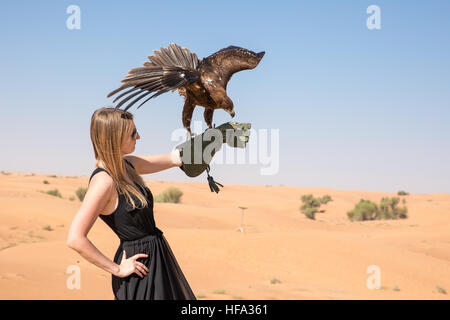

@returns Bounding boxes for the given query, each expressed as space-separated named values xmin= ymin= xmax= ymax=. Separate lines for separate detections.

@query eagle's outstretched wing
xmin=107 ymin=43 xmax=201 ymax=111
xmin=205 ymin=45 xmax=264 ymax=87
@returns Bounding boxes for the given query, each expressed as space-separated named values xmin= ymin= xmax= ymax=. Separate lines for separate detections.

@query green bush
xmin=347 ymin=197 xmax=407 ymax=221
xmin=302 ymin=207 xmax=318 ymax=220
xmin=43 ymin=180 xmax=50 ymax=184
xmin=270 ymin=277 xmax=282 ymax=284
xmin=435 ymin=286 xmax=447 ymax=295
xmin=319 ymin=194 xmax=333 ymax=204
xmin=397 ymin=190 xmax=409 ymax=196
xmin=347 ymin=199 xmax=379 ymax=221
xmin=76 ymin=187 xmax=88 ymax=202
xmin=212 ymin=289 xmax=226 ymax=294
xmin=154 ymin=187 xmax=183 ymax=203
xmin=301 ymin=194 xmax=321 ymax=208
xmin=46 ymin=189 xmax=62 ymax=198
xmin=379 ymin=197 xmax=408 ymax=219
xmin=300 ymin=194 xmax=331 ymax=220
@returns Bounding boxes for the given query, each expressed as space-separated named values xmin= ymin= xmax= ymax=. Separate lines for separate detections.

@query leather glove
xmin=175 ymin=122 xmax=251 ymax=193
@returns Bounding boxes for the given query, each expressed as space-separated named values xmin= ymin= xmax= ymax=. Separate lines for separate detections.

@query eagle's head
xmin=225 ymin=106 xmax=235 ymax=118
xmin=223 ymin=97 xmax=235 ymax=118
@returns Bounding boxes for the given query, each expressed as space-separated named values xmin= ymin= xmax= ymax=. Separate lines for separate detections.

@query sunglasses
xmin=131 ymin=128 xmax=138 ymax=139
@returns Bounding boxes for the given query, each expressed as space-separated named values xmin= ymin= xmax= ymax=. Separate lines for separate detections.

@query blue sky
xmin=1 ymin=0 xmax=449 ymax=193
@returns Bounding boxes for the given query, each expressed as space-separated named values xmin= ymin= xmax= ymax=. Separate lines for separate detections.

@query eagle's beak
xmin=227 ymin=109 xmax=235 ymax=118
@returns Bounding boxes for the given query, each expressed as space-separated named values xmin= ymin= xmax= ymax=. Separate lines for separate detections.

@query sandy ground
xmin=0 ymin=170 xmax=449 ymax=300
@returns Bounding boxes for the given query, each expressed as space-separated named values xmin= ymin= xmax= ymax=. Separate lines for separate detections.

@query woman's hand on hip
xmin=116 ymin=250 xmax=149 ymax=278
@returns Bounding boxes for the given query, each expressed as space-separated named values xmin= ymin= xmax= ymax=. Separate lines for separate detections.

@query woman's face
xmin=121 ymin=123 xmax=140 ymax=155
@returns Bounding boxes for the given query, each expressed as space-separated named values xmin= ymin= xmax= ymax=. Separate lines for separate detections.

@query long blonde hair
xmin=90 ymin=107 xmax=148 ymax=209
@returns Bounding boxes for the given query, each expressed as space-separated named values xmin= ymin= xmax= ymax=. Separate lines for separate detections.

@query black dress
xmin=88 ymin=161 xmax=196 ymax=300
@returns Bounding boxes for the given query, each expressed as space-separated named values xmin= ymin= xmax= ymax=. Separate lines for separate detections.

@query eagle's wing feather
xmin=148 ymin=43 xmax=200 ymax=69
xmin=107 ymin=43 xmax=201 ymax=111
xmin=108 ymin=66 xmax=199 ymax=111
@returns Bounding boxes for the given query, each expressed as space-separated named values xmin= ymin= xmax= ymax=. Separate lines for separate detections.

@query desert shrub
xmin=43 ymin=180 xmax=50 ymax=184
xmin=46 ymin=189 xmax=62 ymax=198
xmin=212 ymin=289 xmax=226 ymax=294
xmin=397 ymin=190 xmax=409 ymax=196
xmin=435 ymin=286 xmax=447 ymax=295
xmin=300 ymin=194 xmax=327 ymax=220
xmin=347 ymin=199 xmax=378 ymax=221
xmin=270 ymin=277 xmax=282 ymax=284
xmin=154 ymin=187 xmax=183 ymax=203
xmin=301 ymin=194 xmax=321 ymax=208
xmin=379 ymin=197 xmax=408 ymax=219
xmin=76 ymin=187 xmax=88 ymax=201
xmin=302 ymin=207 xmax=318 ymax=220
xmin=347 ymin=197 xmax=407 ymax=221
xmin=319 ymin=194 xmax=333 ymax=204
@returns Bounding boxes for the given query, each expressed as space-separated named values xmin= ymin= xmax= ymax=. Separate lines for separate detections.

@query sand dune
xmin=0 ymin=171 xmax=449 ymax=299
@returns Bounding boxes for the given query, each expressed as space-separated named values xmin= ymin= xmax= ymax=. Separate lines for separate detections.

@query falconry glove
xmin=175 ymin=121 xmax=251 ymax=193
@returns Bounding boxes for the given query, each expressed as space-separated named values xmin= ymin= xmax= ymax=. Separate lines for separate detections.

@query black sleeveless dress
xmin=88 ymin=161 xmax=196 ymax=300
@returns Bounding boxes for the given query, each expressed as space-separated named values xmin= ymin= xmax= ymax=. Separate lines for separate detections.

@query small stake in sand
xmin=237 ymin=206 xmax=247 ymax=232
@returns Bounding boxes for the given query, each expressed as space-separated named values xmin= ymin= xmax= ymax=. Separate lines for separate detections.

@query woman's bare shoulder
xmin=89 ymin=170 xmax=115 ymax=192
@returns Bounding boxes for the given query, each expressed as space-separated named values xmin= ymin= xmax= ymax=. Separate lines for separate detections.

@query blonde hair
xmin=90 ymin=107 xmax=148 ymax=209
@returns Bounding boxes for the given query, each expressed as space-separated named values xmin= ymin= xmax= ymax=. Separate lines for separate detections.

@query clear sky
xmin=1 ymin=1 xmax=449 ymax=193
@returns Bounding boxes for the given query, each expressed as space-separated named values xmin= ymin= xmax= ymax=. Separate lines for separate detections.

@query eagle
xmin=107 ymin=43 xmax=265 ymax=139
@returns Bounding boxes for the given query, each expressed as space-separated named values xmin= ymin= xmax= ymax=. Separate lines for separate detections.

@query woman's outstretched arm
xmin=124 ymin=148 xmax=182 ymax=175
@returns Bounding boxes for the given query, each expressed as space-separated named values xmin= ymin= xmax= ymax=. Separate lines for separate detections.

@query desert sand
xmin=0 ymin=170 xmax=449 ymax=300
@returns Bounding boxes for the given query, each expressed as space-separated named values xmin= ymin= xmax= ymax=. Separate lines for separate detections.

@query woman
xmin=66 ymin=107 xmax=196 ymax=300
